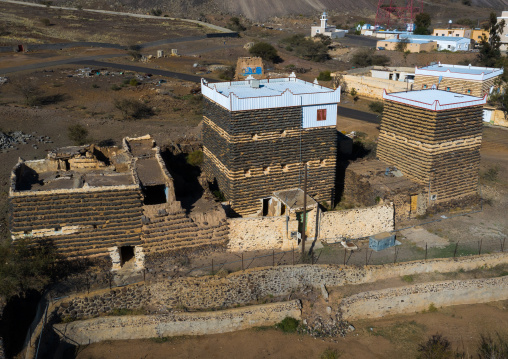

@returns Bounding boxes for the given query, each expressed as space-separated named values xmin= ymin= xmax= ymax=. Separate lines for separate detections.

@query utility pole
xmin=301 ymin=163 xmax=308 ymax=258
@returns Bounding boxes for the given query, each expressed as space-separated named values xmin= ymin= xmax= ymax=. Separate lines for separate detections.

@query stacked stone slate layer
xmin=203 ymin=99 xmax=337 ymax=215
xmin=377 ymin=100 xmax=483 ymax=204
xmin=413 ymin=75 xmax=497 ymax=97
xmin=9 ymin=188 xmax=143 ymax=258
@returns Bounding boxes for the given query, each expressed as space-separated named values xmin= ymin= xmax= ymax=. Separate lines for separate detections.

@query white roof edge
xmin=382 ymin=89 xmax=487 ymax=111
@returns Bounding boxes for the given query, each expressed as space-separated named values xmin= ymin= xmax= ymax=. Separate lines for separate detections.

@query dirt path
xmin=74 ymin=301 xmax=508 ymax=359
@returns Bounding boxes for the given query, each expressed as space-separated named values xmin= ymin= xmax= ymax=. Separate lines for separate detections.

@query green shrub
xmin=276 ymin=317 xmax=299 ymax=333
xmin=212 ymin=190 xmax=226 ymax=202
xmin=428 ymin=303 xmax=438 ymax=312
xmin=280 ymin=34 xmax=329 ymax=62
xmin=369 ymin=101 xmax=384 ymax=114
xmin=402 ymin=275 xmax=414 ymax=283
xmin=92 ymin=83 xmax=100 ymax=89
xmin=317 ymin=71 xmax=332 ymax=81
xmin=129 ymin=78 xmax=139 ymax=86
xmin=417 ymin=334 xmax=452 ymax=358
xmin=40 ymin=18 xmax=51 ymax=26
xmin=320 ymin=348 xmax=341 ymax=359
xmin=186 ymin=150 xmax=203 ymax=166
xmin=114 ymin=98 xmax=153 ymax=119
xmin=150 ymin=8 xmax=162 ymax=16
xmin=111 ymin=84 xmax=121 ymax=91
xmin=249 ymin=42 xmax=281 ymax=63
xmin=68 ymin=124 xmax=89 ymax=145
xmin=227 ymin=16 xmax=246 ymax=32
xmin=352 ymin=49 xmax=390 ymax=67
xmin=480 ymin=165 xmax=499 ymax=182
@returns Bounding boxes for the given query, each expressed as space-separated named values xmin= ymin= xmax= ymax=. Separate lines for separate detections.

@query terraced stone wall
xmin=377 ymin=101 xmax=483 ymax=204
xmin=413 ymin=75 xmax=498 ymax=97
xmin=203 ymin=99 xmax=337 ymax=215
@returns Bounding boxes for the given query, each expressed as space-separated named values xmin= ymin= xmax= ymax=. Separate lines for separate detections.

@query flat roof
xmin=273 ymin=188 xmax=317 ymax=211
xmin=381 ymin=39 xmax=432 ymax=44
xmin=415 ymin=63 xmax=503 ymax=81
xmin=383 ymin=89 xmax=487 ymax=111
xmin=202 ymin=76 xmax=341 ymax=111
xmin=403 ymin=35 xmax=470 ymax=42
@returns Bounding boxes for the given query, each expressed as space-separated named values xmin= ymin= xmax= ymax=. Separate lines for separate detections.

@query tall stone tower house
xmin=377 ymin=89 xmax=487 ymax=205
xmin=201 ymin=75 xmax=340 ymax=216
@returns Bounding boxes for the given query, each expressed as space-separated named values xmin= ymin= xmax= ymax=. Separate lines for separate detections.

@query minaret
xmin=320 ymin=12 xmax=328 ymax=29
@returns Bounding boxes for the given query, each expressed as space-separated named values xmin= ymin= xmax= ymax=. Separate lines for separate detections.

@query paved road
xmin=338 ymin=105 xmax=380 ymax=124
xmin=341 ymin=34 xmax=378 ymax=48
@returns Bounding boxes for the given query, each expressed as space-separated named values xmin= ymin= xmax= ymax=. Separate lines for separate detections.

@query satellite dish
xmin=449 ymin=20 xmax=452 ymax=24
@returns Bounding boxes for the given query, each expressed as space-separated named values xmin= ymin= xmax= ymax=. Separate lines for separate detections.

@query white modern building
xmin=402 ymin=34 xmax=471 ymax=51
xmin=311 ymin=12 xmax=346 ymax=39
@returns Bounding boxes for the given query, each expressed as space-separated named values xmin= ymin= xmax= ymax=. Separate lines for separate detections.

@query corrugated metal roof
xmin=403 ymin=35 xmax=470 ymax=43
xmin=418 ymin=64 xmax=502 ymax=75
xmin=383 ymin=89 xmax=487 ymax=111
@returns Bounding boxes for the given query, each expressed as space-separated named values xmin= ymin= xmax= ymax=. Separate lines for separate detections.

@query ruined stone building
xmin=201 ymin=74 xmax=340 ymax=217
xmin=377 ymin=89 xmax=487 ymax=207
xmin=9 ymin=135 xmax=228 ymax=269
xmin=414 ymin=63 xmax=503 ymax=97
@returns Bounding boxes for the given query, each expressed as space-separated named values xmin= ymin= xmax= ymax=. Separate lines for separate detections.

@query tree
xmin=331 ymin=73 xmax=348 ymax=93
xmin=227 ymin=17 xmax=246 ymax=32
xmin=68 ymin=124 xmax=89 ymax=145
xmin=396 ymin=38 xmax=410 ymax=52
xmin=477 ymin=12 xmax=505 ymax=67
xmin=352 ymin=49 xmax=390 ymax=67
xmin=414 ymin=13 xmax=431 ymax=35
xmin=317 ymin=71 xmax=332 ymax=81
xmin=281 ymin=34 xmax=330 ymax=62
xmin=417 ymin=334 xmax=454 ymax=359
xmin=16 ymin=82 xmax=41 ymax=106
xmin=249 ymin=42 xmax=281 ymax=63
xmin=114 ymin=98 xmax=154 ymax=119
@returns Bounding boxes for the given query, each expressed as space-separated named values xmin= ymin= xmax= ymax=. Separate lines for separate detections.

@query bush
xmin=281 ymin=34 xmax=330 ymax=62
xmin=480 ymin=165 xmax=499 ymax=182
xmin=276 ymin=317 xmax=299 ymax=333
xmin=111 ymin=84 xmax=121 ymax=91
xmin=417 ymin=334 xmax=453 ymax=359
xmin=368 ymin=101 xmax=384 ymax=114
xmin=40 ymin=18 xmax=51 ymax=26
xmin=227 ymin=16 xmax=246 ymax=32
xmin=91 ymin=83 xmax=100 ymax=89
xmin=186 ymin=150 xmax=203 ymax=166
xmin=114 ymin=98 xmax=153 ymax=120
xmin=317 ymin=71 xmax=332 ymax=81
xmin=477 ymin=333 xmax=508 ymax=358
xmin=249 ymin=42 xmax=281 ymax=63
xmin=68 ymin=124 xmax=89 ymax=145
xmin=129 ymin=78 xmax=139 ymax=86
xmin=352 ymin=49 xmax=390 ymax=67
xmin=320 ymin=348 xmax=341 ymax=359
xmin=428 ymin=303 xmax=438 ymax=312
xmin=150 ymin=8 xmax=162 ymax=16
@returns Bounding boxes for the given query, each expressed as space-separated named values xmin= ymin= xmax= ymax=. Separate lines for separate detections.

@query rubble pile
xmin=300 ymin=315 xmax=354 ymax=338
xmin=0 ymin=131 xmax=51 ymax=151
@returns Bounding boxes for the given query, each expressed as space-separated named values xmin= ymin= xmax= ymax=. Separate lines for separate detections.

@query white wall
xmin=302 ymin=104 xmax=337 ymax=128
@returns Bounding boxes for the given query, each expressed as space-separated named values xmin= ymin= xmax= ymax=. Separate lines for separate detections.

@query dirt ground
xmin=74 ymin=300 xmax=508 ymax=359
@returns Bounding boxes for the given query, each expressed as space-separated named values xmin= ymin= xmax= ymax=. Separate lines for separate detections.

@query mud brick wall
xmin=377 ymin=102 xmax=483 ymax=203
xmin=203 ymin=99 xmax=337 ymax=215
xmin=413 ymin=75 xmax=498 ymax=97
xmin=9 ymin=187 xmax=143 ymax=258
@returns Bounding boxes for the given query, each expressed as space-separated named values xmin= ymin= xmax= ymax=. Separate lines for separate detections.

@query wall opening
xmin=143 ymin=184 xmax=167 ymax=205
xmin=281 ymin=203 xmax=286 ymax=216
xmin=120 ymin=246 xmax=135 ymax=267
xmin=262 ymin=198 xmax=270 ymax=216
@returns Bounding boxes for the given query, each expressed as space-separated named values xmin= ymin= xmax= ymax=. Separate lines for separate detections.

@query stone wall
xmin=55 ymin=253 xmax=508 ymax=319
xmin=55 ymin=300 xmax=301 ymax=344
xmin=318 ymin=204 xmax=394 ymax=242
xmin=340 ymin=276 xmax=508 ymax=321
xmin=413 ymin=75 xmax=497 ymax=97
xmin=344 ymin=75 xmax=409 ymax=99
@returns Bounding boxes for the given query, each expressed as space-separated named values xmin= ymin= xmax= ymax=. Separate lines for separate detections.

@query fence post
xmin=292 ymin=247 xmax=295 ymax=265
xmin=343 ymin=248 xmax=347 ymax=266
xmin=212 ymin=259 xmax=214 ymax=274
xmin=453 ymin=242 xmax=459 ymax=259
xmin=425 ymin=243 xmax=428 ymax=261
xmin=502 ymin=238 xmax=506 ymax=252
xmin=393 ymin=247 xmax=397 ymax=264
xmin=241 ymin=253 xmax=244 ymax=271
xmin=365 ymin=248 xmax=368 ymax=266
xmin=479 ymin=239 xmax=482 ymax=255
xmin=109 ymin=274 xmax=112 ymax=290
xmin=272 ymin=250 xmax=275 ymax=267
xmin=143 ymin=269 xmax=146 ymax=282
xmin=86 ymin=275 xmax=90 ymax=294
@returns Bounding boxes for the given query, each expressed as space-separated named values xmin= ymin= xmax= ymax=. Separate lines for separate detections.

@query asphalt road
xmin=337 ymin=106 xmax=380 ymax=124
xmin=341 ymin=34 xmax=378 ymax=48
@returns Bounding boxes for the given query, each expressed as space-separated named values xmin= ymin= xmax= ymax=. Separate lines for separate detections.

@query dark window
xmin=262 ymin=198 xmax=270 ymax=216
xmin=317 ymin=109 xmax=327 ymax=121
xmin=143 ymin=185 xmax=167 ymax=205
xmin=120 ymin=246 xmax=135 ymax=266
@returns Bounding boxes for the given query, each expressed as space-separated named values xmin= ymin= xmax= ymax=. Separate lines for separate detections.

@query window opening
xmin=143 ymin=185 xmax=167 ymax=205
xmin=262 ymin=198 xmax=270 ymax=216
xmin=317 ymin=109 xmax=327 ymax=121
xmin=120 ymin=246 xmax=135 ymax=267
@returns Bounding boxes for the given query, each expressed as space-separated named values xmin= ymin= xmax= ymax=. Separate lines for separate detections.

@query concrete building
xmin=414 ymin=63 xmax=503 ymax=97
xmin=471 ymin=29 xmax=489 ymax=44
xmin=368 ymin=30 xmax=412 ymax=39
xmin=311 ymin=12 xmax=346 ymax=39
xmin=201 ymin=74 xmax=339 ymax=216
xmin=377 ymin=89 xmax=487 ymax=206
xmin=334 ymin=66 xmax=415 ymax=99
xmin=376 ymin=38 xmax=437 ymax=53
xmin=9 ymin=135 xmax=229 ymax=268
xmin=432 ymin=28 xmax=472 ymax=38
xmin=403 ymin=34 xmax=471 ymax=51
xmin=497 ymin=11 xmax=508 ymax=52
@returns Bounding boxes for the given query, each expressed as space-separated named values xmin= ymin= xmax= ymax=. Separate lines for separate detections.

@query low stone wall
xmin=340 ymin=276 xmax=508 ymax=321
xmin=55 ymin=253 xmax=508 ymax=320
xmin=228 ymin=215 xmax=294 ymax=251
xmin=319 ymin=204 xmax=394 ymax=242
xmin=55 ymin=300 xmax=301 ymax=344
xmin=344 ymin=75 xmax=408 ymax=99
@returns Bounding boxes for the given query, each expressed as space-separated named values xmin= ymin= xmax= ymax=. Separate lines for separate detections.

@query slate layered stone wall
xmin=9 ymin=187 xmax=143 ymax=258
xmin=413 ymin=75 xmax=498 ymax=97
xmin=377 ymin=102 xmax=483 ymax=204
xmin=203 ymin=99 xmax=337 ymax=215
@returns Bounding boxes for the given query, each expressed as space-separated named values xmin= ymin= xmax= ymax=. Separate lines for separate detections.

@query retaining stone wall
xmin=344 ymin=75 xmax=408 ymax=99
xmin=340 ymin=276 xmax=508 ymax=320
xmin=55 ymin=253 xmax=508 ymax=320
xmin=55 ymin=300 xmax=301 ymax=344
xmin=319 ymin=204 xmax=394 ymax=242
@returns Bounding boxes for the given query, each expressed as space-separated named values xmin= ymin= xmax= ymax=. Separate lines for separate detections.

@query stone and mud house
xmin=414 ymin=63 xmax=503 ymax=97
xmin=376 ymin=89 xmax=487 ymax=209
xmin=201 ymin=74 xmax=340 ymax=218
xmin=8 ymin=135 xmax=228 ymax=269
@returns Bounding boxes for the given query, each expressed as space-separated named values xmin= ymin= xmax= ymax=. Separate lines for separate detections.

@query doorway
xmin=143 ymin=185 xmax=167 ymax=205
xmin=120 ymin=246 xmax=135 ymax=267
